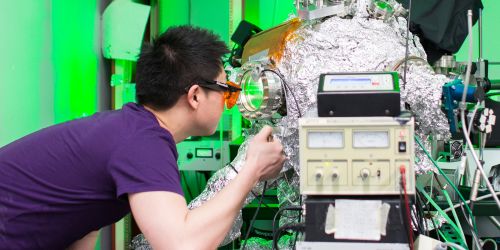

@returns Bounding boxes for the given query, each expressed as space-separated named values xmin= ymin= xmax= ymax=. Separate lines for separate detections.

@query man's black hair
xmin=135 ymin=25 xmax=229 ymax=110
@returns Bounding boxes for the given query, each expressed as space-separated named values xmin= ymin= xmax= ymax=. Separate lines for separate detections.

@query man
xmin=0 ymin=26 xmax=286 ymax=249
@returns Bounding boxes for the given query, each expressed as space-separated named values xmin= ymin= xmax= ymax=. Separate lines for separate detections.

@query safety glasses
xmin=196 ymin=80 xmax=242 ymax=109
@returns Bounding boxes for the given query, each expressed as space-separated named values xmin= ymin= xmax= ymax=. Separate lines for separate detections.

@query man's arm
xmin=129 ymin=126 xmax=285 ymax=249
xmin=67 ymin=230 xmax=99 ymax=250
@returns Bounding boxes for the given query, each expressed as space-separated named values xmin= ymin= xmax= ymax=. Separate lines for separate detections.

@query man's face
xmin=195 ymin=70 xmax=227 ymax=135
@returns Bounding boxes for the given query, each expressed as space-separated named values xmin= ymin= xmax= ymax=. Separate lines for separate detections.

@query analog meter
xmin=352 ymin=131 xmax=389 ymax=148
xmin=299 ymin=116 xmax=415 ymax=195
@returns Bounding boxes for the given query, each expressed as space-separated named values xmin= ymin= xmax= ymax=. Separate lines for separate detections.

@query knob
xmin=332 ymin=170 xmax=339 ymax=180
xmin=215 ymin=152 xmax=221 ymax=160
xmin=361 ymin=169 xmax=370 ymax=180
xmin=315 ymin=172 xmax=323 ymax=181
xmin=186 ymin=152 xmax=193 ymax=159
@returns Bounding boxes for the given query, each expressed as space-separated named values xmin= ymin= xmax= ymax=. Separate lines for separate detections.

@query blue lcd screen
xmin=330 ymin=78 xmax=372 ymax=86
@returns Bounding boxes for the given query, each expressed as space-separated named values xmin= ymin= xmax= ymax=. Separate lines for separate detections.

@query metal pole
xmin=478 ymin=8 xmax=483 ymax=59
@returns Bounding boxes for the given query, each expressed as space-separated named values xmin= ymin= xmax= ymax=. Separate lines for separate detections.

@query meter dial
xmin=307 ymin=131 xmax=344 ymax=148
xmin=353 ymin=131 xmax=389 ymax=148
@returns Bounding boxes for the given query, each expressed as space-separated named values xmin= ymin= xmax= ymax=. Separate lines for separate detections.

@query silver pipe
xmin=479 ymin=8 xmax=483 ymax=59
xmin=489 ymin=216 xmax=500 ymax=230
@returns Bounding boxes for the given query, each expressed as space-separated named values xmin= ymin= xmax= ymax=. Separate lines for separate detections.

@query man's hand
xmin=245 ymin=126 xmax=286 ymax=181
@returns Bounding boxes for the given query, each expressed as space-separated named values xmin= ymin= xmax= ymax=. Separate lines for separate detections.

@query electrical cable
xmin=457 ymin=200 xmax=482 ymax=250
xmin=434 ymin=169 xmax=479 ymax=247
xmin=401 ymin=0 xmax=412 ymax=90
xmin=272 ymin=223 xmax=305 ymax=250
xmin=416 ymin=185 xmax=468 ymax=247
xmin=272 ymin=205 xmax=302 ymax=236
xmin=441 ymin=241 xmax=467 ymax=250
xmin=414 ymin=192 xmax=426 ymax=235
xmin=482 ymin=238 xmax=498 ymax=250
xmin=415 ymin=143 xmax=481 ymax=247
xmin=442 ymin=189 xmax=467 ymax=245
xmin=488 ymin=216 xmax=500 ymax=230
xmin=467 ymin=102 xmax=481 ymax=136
xmin=228 ymin=163 xmax=272 ymax=209
xmin=416 ymin=191 xmax=435 ymax=238
xmin=291 ymin=195 xmax=303 ymax=250
xmin=401 ymin=167 xmax=415 ymax=250
xmin=413 ymin=199 xmax=426 ymax=235
xmin=241 ymin=181 xmax=268 ymax=250
xmin=415 ymin=136 xmax=479 ymax=231
xmin=262 ymin=69 xmax=303 ymax=118
xmin=459 ymin=10 xmax=500 ymax=210
xmin=399 ymin=182 xmax=411 ymax=239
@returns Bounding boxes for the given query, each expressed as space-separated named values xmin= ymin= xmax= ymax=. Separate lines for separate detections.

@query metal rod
xmin=479 ymin=8 xmax=483 ymax=59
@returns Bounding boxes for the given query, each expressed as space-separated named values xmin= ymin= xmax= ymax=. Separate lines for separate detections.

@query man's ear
xmin=186 ymin=85 xmax=201 ymax=109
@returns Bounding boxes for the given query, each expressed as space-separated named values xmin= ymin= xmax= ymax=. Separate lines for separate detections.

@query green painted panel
xmin=456 ymin=0 xmax=500 ymax=80
xmin=0 ymin=1 xmax=53 ymax=146
xmin=102 ymin=0 xmax=151 ymax=61
xmin=52 ymin=0 xmax=99 ymax=123
xmin=157 ymin=0 xmax=190 ymax=33
xmin=190 ymin=0 xmax=230 ymax=43
xmin=244 ymin=0 xmax=296 ymax=30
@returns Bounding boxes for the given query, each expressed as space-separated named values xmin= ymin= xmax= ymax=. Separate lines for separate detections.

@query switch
xmin=361 ymin=169 xmax=370 ymax=180
xmin=398 ymin=141 xmax=406 ymax=152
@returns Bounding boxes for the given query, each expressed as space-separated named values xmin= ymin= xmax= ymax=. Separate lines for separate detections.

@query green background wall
xmin=456 ymin=0 xmax=500 ymax=81
xmin=0 ymin=0 xmax=105 ymax=147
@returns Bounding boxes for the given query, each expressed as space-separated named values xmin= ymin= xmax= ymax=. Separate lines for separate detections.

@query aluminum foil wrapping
xmin=244 ymin=234 xmax=297 ymax=250
xmin=130 ymin=234 xmax=153 ymax=250
xmin=400 ymin=63 xmax=452 ymax=172
xmin=276 ymin=14 xmax=451 ymax=174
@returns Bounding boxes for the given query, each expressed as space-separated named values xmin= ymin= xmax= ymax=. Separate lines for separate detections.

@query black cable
xmin=272 ymin=223 xmax=305 ymax=250
xmin=431 ymin=171 xmax=481 ymax=239
xmin=261 ymin=69 xmax=303 ymax=118
xmin=418 ymin=194 xmax=429 ymax=236
xmin=411 ymin=200 xmax=424 ymax=235
xmin=228 ymin=163 xmax=272 ymax=208
xmin=291 ymin=195 xmax=303 ymax=250
xmin=400 ymin=176 xmax=414 ymax=249
xmin=413 ymin=194 xmax=423 ymax=234
xmin=241 ymin=181 xmax=268 ymax=250
xmin=415 ymin=191 xmax=429 ymax=236
xmin=272 ymin=205 xmax=302 ymax=236
xmin=416 ymin=190 xmax=440 ymax=241
xmin=402 ymin=0 xmax=412 ymax=90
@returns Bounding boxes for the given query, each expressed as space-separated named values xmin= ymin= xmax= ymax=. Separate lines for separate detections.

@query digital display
xmin=321 ymin=73 xmax=395 ymax=91
xmin=330 ymin=78 xmax=372 ymax=86
xmin=195 ymin=148 xmax=213 ymax=158
xmin=353 ymin=131 xmax=389 ymax=148
xmin=308 ymin=131 xmax=344 ymax=148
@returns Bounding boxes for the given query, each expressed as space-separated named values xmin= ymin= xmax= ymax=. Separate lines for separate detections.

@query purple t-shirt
xmin=0 ymin=103 xmax=183 ymax=249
